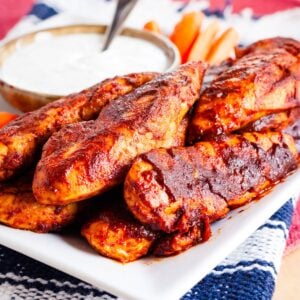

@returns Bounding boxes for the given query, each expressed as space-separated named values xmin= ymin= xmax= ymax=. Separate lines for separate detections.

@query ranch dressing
xmin=0 ymin=33 xmax=168 ymax=95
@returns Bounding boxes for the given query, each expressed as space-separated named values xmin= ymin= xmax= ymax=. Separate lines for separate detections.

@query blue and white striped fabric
xmin=1 ymin=1 xmax=299 ymax=299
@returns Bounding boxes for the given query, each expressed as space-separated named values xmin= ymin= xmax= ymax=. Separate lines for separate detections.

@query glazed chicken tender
xmin=189 ymin=38 xmax=300 ymax=142
xmin=240 ymin=107 xmax=300 ymax=133
xmin=284 ymin=109 xmax=300 ymax=153
xmin=0 ymin=72 xmax=156 ymax=181
xmin=81 ymin=194 xmax=158 ymax=263
xmin=81 ymin=188 xmax=211 ymax=261
xmin=0 ymin=173 xmax=78 ymax=233
xmin=235 ymin=37 xmax=300 ymax=59
xmin=124 ymin=132 xmax=298 ymax=233
xmin=33 ymin=62 xmax=206 ymax=205
xmin=82 ymin=202 xmax=211 ymax=261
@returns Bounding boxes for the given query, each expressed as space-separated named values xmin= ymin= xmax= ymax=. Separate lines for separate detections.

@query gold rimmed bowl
xmin=0 ymin=24 xmax=180 ymax=112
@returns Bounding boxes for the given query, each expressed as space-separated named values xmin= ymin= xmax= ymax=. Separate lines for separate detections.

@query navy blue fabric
xmin=203 ymin=8 xmax=225 ymax=19
xmin=28 ymin=3 xmax=58 ymax=20
xmin=182 ymin=269 xmax=275 ymax=300
xmin=269 ymin=199 xmax=294 ymax=227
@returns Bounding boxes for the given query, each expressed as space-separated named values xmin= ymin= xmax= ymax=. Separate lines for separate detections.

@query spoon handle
xmin=102 ymin=0 xmax=138 ymax=51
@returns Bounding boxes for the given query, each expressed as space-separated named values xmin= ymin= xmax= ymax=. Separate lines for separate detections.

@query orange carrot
xmin=143 ymin=20 xmax=161 ymax=34
xmin=170 ymin=11 xmax=204 ymax=63
xmin=206 ymin=27 xmax=239 ymax=65
xmin=0 ymin=112 xmax=17 ymax=128
xmin=187 ymin=20 xmax=220 ymax=62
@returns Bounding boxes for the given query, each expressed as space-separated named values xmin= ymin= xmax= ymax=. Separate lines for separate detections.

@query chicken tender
xmin=236 ymin=37 xmax=300 ymax=112
xmin=33 ymin=62 xmax=206 ymax=205
xmin=124 ymin=132 xmax=298 ymax=233
xmin=0 ymin=72 xmax=156 ymax=181
xmin=81 ymin=187 xmax=211 ymax=261
xmin=284 ymin=108 xmax=300 ymax=153
xmin=0 ymin=173 xmax=78 ymax=233
xmin=240 ymin=107 xmax=300 ymax=133
xmin=189 ymin=39 xmax=300 ymax=142
xmin=81 ymin=192 xmax=158 ymax=263
xmin=235 ymin=37 xmax=300 ymax=58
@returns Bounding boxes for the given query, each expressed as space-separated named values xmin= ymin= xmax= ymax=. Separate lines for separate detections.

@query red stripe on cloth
xmin=0 ymin=0 xmax=34 ymax=39
xmin=210 ymin=0 xmax=300 ymax=15
xmin=285 ymin=198 xmax=300 ymax=254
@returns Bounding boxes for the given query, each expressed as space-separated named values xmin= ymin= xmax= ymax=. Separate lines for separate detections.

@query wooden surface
xmin=273 ymin=247 xmax=300 ymax=300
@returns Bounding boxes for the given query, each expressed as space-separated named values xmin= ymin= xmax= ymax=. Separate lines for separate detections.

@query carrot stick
xmin=206 ymin=27 xmax=239 ymax=65
xmin=170 ymin=12 xmax=204 ymax=63
xmin=0 ymin=112 xmax=17 ymax=128
xmin=143 ymin=20 xmax=161 ymax=34
xmin=187 ymin=20 xmax=220 ymax=62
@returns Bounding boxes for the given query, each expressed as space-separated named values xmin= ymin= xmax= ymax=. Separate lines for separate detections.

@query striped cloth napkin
xmin=0 ymin=1 xmax=299 ymax=299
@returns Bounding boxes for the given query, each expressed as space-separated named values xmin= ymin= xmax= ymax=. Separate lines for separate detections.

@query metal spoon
xmin=102 ymin=0 xmax=138 ymax=51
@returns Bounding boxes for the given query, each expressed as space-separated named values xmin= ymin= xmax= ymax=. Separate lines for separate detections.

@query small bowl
xmin=0 ymin=24 xmax=180 ymax=112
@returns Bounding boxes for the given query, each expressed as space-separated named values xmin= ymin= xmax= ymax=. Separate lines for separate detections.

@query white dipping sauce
xmin=0 ymin=33 xmax=168 ymax=95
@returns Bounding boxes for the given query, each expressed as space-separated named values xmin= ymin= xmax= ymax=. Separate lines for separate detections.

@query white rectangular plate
xmin=0 ymin=169 xmax=299 ymax=300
